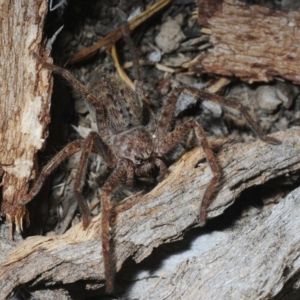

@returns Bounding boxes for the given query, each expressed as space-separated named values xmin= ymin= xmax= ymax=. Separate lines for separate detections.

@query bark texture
xmin=196 ymin=0 xmax=300 ymax=84
xmin=0 ymin=0 xmax=51 ymax=229
xmin=0 ymin=127 xmax=299 ymax=299
xmin=124 ymin=186 xmax=300 ymax=300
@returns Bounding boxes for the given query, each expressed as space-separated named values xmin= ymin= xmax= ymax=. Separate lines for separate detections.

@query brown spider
xmin=20 ymin=28 xmax=280 ymax=293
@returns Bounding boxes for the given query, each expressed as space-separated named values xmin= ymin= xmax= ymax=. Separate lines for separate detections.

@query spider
xmin=20 ymin=28 xmax=280 ymax=294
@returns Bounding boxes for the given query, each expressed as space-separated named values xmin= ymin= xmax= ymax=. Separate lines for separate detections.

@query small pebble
xmin=155 ymin=17 xmax=186 ymax=53
xmin=256 ymin=86 xmax=281 ymax=111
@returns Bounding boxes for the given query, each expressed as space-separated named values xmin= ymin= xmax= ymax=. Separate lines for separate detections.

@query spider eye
xmin=134 ymin=155 xmax=147 ymax=164
xmin=134 ymin=155 xmax=142 ymax=162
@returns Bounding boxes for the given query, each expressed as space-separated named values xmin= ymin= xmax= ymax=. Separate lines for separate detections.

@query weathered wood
xmin=124 ymin=186 xmax=300 ymax=300
xmin=0 ymin=0 xmax=51 ymax=230
xmin=196 ymin=0 xmax=300 ymax=84
xmin=0 ymin=127 xmax=299 ymax=298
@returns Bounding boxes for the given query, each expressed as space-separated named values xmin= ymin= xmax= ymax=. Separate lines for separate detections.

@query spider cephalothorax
xmin=112 ymin=126 xmax=154 ymax=164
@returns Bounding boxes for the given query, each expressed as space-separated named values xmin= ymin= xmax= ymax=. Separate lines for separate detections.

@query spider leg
xmin=154 ymin=158 xmax=167 ymax=182
xmin=125 ymin=160 xmax=134 ymax=187
xmin=135 ymin=158 xmax=166 ymax=182
xmin=33 ymin=52 xmax=109 ymax=138
xmin=101 ymin=159 xmax=127 ymax=294
xmin=20 ymin=140 xmax=84 ymax=205
xmin=157 ymin=87 xmax=281 ymax=146
xmin=191 ymin=87 xmax=281 ymax=144
xmin=74 ymin=131 xmax=116 ymax=229
xmin=119 ymin=14 xmax=143 ymax=108
xmin=157 ymin=120 xmax=220 ymax=225
xmin=154 ymin=88 xmax=179 ymax=147
xmin=155 ymin=86 xmax=280 ymax=225
xmin=135 ymin=162 xmax=151 ymax=177
xmin=145 ymin=106 xmax=156 ymax=132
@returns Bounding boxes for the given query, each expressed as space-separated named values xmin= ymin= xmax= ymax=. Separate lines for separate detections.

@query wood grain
xmin=125 ymin=186 xmax=300 ymax=299
xmin=196 ymin=0 xmax=300 ymax=84
xmin=0 ymin=0 xmax=51 ymax=230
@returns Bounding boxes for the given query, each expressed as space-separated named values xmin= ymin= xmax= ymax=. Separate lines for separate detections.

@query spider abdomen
xmin=88 ymin=75 xmax=143 ymax=134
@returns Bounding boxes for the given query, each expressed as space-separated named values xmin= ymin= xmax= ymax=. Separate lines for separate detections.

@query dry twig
xmin=68 ymin=0 xmax=172 ymax=64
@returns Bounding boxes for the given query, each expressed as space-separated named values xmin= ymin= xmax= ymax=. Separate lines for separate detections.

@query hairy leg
xmin=101 ymin=160 xmax=127 ymax=293
xmin=157 ymin=120 xmax=220 ymax=225
xmin=154 ymin=87 xmax=280 ymax=151
xmin=135 ymin=158 xmax=166 ymax=182
xmin=155 ymin=86 xmax=281 ymax=224
xmin=118 ymin=10 xmax=143 ymax=108
xmin=74 ymin=131 xmax=116 ymax=228
xmin=20 ymin=140 xmax=83 ymax=205
xmin=33 ymin=52 xmax=109 ymax=137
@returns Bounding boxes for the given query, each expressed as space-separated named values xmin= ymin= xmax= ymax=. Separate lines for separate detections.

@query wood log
xmin=0 ymin=127 xmax=299 ymax=298
xmin=0 ymin=0 xmax=51 ymax=230
xmin=196 ymin=0 xmax=300 ymax=84
xmin=124 ymin=186 xmax=300 ymax=299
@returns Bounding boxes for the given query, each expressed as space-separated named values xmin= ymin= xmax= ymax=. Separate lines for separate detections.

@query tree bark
xmin=0 ymin=0 xmax=51 ymax=230
xmin=196 ymin=0 xmax=300 ymax=84
xmin=0 ymin=127 xmax=299 ymax=299
xmin=124 ymin=186 xmax=300 ymax=300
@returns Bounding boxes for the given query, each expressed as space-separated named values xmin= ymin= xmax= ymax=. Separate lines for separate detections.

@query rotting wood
xmin=195 ymin=0 xmax=300 ymax=84
xmin=0 ymin=127 xmax=299 ymax=298
xmin=0 ymin=0 xmax=51 ymax=230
